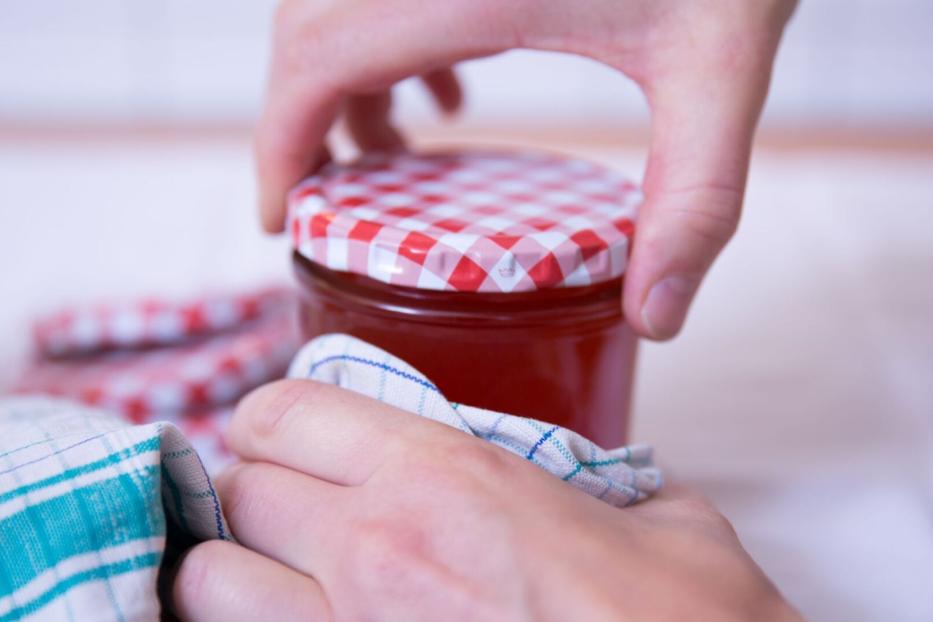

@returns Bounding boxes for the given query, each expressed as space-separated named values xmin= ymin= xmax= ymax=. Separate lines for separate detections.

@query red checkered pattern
xmin=16 ymin=287 xmax=301 ymax=473
xmin=33 ymin=287 xmax=291 ymax=358
xmin=289 ymin=151 xmax=641 ymax=293
xmin=17 ymin=305 xmax=297 ymax=422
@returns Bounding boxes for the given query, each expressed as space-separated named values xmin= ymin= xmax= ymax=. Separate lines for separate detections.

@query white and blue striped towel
xmin=1 ymin=334 xmax=660 ymax=621
xmin=0 ymin=397 xmax=228 ymax=621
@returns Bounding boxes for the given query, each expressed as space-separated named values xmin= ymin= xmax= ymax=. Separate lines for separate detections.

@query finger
xmin=624 ymin=68 xmax=774 ymax=340
xmin=254 ymin=0 xmax=344 ymax=233
xmin=214 ymin=461 xmax=344 ymax=577
xmin=421 ymin=67 xmax=463 ymax=114
xmin=227 ymin=379 xmax=443 ymax=485
xmin=345 ymin=91 xmax=406 ymax=152
xmin=254 ymin=74 xmax=340 ymax=232
xmin=172 ymin=540 xmax=331 ymax=622
xmin=253 ymin=77 xmax=338 ymax=233
xmin=255 ymin=1 xmax=511 ymax=232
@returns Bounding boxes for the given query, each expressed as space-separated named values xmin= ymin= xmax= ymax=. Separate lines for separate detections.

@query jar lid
xmin=16 ymin=289 xmax=300 ymax=420
xmin=288 ymin=151 xmax=640 ymax=293
xmin=33 ymin=287 xmax=292 ymax=358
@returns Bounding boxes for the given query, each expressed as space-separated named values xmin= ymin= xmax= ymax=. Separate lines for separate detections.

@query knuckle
xmin=217 ymin=463 xmax=271 ymax=524
xmin=233 ymin=379 xmax=315 ymax=441
xmin=693 ymin=506 xmax=724 ymax=528
xmin=671 ymin=490 xmax=715 ymax=514
xmin=360 ymin=521 xmax=418 ymax=559
xmin=283 ymin=25 xmax=325 ymax=77
xmin=675 ymin=494 xmax=737 ymax=535
xmin=344 ymin=519 xmax=499 ymax=617
xmin=706 ymin=510 xmax=739 ymax=538
xmin=655 ymin=187 xmax=743 ymax=251
xmin=345 ymin=521 xmax=423 ymax=586
xmin=453 ymin=440 xmax=511 ymax=474
xmin=274 ymin=3 xmax=330 ymax=78
xmin=678 ymin=204 xmax=740 ymax=248
xmin=429 ymin=438 xmax=512 ymax=482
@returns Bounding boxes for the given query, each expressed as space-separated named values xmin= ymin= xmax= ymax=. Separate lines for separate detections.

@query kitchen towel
xmin=0 ymin=397 xmax=228 ymax=622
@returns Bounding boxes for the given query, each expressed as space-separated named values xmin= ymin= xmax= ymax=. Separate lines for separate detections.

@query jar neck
xmin=293 ymin=252 xmax=625 ymax=327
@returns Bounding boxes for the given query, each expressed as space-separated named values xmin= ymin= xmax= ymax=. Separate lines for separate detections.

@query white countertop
xmin=1 ymin=133 xmax=931 ymax=620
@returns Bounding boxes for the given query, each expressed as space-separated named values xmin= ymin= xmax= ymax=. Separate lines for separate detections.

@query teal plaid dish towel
xmin=0 ymin=397 xmax=229 ymax=621
xmin=1 ymin=333 xmax=660 ymax=620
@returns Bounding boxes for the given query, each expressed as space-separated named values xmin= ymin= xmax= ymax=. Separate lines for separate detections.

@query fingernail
xmin=641 ymin=275 xmax=699 ymax=339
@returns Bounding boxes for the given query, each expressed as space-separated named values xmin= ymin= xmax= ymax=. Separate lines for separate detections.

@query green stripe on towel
xmin=0 ymin=468 xmax=164 ymax=599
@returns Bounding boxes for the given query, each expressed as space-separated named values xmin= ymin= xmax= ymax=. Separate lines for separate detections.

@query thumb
xmin=623 ymin=71 xmax=771 ymax=340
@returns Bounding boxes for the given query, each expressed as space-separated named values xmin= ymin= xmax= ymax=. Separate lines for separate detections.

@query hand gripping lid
xmin=288 ymin=151 xmax=641 ymax=293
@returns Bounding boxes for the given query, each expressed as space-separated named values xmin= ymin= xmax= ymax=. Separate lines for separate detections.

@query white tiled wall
xmin=1 ymin=0 xmax=931 ymax=127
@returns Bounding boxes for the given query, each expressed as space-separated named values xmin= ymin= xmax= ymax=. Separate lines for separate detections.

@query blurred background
xmin=2 ymin=0 xmax=932 ymax=126
xmin=1 ymin=2 xmax=932 ymax=620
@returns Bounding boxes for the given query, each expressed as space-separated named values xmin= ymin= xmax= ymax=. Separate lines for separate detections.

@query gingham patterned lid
xmin=288 ymin=151 xmax=641 ymax=293
xmin=33 ymin=287 xmax=292 ymax=358
xmin=16 ymin=289 xmax=301 ymax=422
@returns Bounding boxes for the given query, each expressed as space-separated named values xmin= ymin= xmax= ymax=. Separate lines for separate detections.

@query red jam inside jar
xmin=289 ymin=151 xmax=640 ymax=446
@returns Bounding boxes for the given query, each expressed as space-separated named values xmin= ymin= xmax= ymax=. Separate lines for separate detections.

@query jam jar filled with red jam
xmin=289 ymin=151 xmax=640 ymax=446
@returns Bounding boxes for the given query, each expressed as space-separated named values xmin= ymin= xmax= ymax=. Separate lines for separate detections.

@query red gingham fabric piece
xmin=16 ymin=291 xmax=300 ymax=424
xmin=288 ymin=151 xmax=641 ymax=293
xmin=33 ymin=287 xmax=292 ymax=358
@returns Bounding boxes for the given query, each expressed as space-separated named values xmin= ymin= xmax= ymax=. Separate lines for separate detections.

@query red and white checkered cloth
xmin=14 ymin=287 xmax=301 ymax=472
xmin=289 ymin=151 xmax=641 ymax=293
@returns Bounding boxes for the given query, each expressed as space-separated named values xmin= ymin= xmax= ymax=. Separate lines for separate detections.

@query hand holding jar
xmin=170 ymin=380 xmax=802 ymax=622
xmin=254 ymin=0 xmax=797 ymax=339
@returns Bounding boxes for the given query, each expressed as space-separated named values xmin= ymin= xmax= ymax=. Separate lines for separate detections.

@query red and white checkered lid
xmin=288 ymin=151 xmax=641 ymax=293
xmin=15 ymin=290 xmax=301 ymax=423
xmin=33 ymin=287 xmax=292 ymax=358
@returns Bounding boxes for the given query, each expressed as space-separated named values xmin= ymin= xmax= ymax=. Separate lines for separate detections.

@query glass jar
xmin=289 ymin=151 xmax=640 ymax=446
